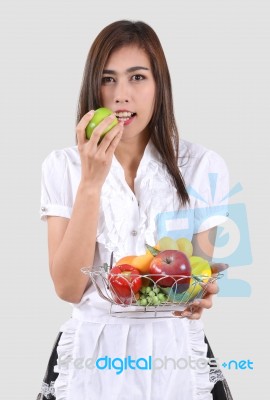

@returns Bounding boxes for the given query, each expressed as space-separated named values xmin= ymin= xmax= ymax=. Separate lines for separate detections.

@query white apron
xmin=53 ymin=285 xmax=214 ymax=400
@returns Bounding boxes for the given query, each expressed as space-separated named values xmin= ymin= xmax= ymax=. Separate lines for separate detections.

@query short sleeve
xmin=40 ymin=150 xmax=73 ymax=221
xmin=193 ymin=150 xmax=230 ymax=233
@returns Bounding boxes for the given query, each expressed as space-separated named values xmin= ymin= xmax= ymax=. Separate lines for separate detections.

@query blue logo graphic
xmin=156 ymin=174 xmax=252 ymax=297
xmin=96 ymin=356 xmax=152 ymax=375
xmin=221 ymin=360 xmax=254 ymax=370
xmin=58 ymin=354 xmax=254 ymax=374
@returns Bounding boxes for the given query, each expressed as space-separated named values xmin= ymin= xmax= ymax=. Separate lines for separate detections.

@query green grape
xmin=157 ymin=293 xmax=165 ymax=301
xmin=145 ymin=287 xmax=152 ymax=294
xmin=140 ymin=287 xmax=146 ymax=294
xmin=153 ymin=287 xmax=160 ymax=294
xmin=158 ymin=236 xmax=179 ymax=251
xmin=140 ymin=298 xmax=147 ymax=306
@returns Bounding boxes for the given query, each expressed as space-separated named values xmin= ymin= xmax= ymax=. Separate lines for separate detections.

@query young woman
xmin=37 ymin=20 xmax=233 ymax=400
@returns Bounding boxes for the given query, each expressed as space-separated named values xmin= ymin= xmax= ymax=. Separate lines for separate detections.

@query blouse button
xmin=41 ymin=206 xmax=46 ymax=212
xmin=131 ymin=230 xmax=138 ymax=236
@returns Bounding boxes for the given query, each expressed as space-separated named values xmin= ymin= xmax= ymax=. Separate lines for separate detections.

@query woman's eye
xmin=131 ymin=74 xmax=145 ymax=81
xmin=101 ymin=77 xmax=114 ymax=84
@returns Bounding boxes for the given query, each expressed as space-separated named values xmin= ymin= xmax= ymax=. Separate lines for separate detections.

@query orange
xmin=116 ymin=255 xmax=136 ymax=266
xmin=115 ymin=254 xmax=152 ymax=273
xmin=130 ymin=253 xmax=154 ymax=274
xmin=115 ymin=245 xmax=160 ymax=275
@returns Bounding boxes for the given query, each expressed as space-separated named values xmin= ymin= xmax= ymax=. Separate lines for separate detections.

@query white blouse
xmin=40 ymin=138 xmax=229 ymax=400
xmin=40 ymin=139 xmax=229 ymax=267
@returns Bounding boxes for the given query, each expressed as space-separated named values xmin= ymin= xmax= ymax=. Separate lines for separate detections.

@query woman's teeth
xmin=115 ymin=111 xmax=135 ymax=122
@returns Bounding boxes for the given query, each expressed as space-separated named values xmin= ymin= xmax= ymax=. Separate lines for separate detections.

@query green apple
xmin=86 ymin=107 xmax=118 ymax=140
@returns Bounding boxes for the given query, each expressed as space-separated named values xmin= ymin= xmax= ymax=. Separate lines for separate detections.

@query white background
xmin=0 ymin=0 xmax=269 ymax=399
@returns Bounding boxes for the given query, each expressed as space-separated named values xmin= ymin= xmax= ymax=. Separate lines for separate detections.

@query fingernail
xmin=172 ymin=311 xmax=182 ymax=317
xmin=87 ymin=110 xmax=94 ymax=115
xmin=182 ymin=312 xmax=192 ymax=317
xmin=192 ymin=300 xmax=201 ymax=306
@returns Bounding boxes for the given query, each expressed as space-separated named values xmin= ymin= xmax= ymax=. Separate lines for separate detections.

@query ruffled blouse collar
xmin=96 ymin=139 xmax=180 ymax=262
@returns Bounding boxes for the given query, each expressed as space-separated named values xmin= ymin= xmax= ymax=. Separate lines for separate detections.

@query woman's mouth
xmin=115 ymin=111 xmax=136 ymax=125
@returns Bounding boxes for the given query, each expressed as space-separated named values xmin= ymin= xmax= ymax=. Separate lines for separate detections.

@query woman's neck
xmin=114 ymin=132 xmax=150 ymax=172
xmin=114 ymin=131 xmax=150 ymax=192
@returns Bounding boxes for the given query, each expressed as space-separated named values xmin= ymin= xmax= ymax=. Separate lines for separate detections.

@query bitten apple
xmin=86 ymin=107 xmax=118 ymax=140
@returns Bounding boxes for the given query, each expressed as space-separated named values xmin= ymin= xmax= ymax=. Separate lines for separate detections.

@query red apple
xmin=149 ymin=250 xmax=191 ymax=292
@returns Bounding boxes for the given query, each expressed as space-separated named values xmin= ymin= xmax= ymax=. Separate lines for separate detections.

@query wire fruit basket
xmin=81 ymin=263 xmax=222 ymax=319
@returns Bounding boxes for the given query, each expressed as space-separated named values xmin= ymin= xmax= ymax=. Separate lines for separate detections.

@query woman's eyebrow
xmin=103 ymin=66 xmax=150 ymax=75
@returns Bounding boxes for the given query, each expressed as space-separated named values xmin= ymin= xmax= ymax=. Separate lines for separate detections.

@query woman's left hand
xmin=172 ymin=276 xmax=219 ymax=320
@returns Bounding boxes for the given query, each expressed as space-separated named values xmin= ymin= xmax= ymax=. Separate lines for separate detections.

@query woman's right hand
xmin=76 ymin=110 xmax=124 ymax=189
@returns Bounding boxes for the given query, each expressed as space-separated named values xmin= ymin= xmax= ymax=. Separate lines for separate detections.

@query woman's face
xmin=100 ymin=45 xmax=156 ymax=141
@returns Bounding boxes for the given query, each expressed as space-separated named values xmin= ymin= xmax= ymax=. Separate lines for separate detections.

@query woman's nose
xmin=114 ymin=82 xmax=130 ymax=103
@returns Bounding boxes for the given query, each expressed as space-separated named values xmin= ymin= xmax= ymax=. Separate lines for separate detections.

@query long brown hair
xmin=77 ymin=20 xmax=190 ymax=206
